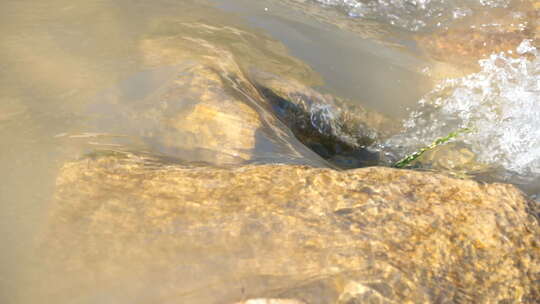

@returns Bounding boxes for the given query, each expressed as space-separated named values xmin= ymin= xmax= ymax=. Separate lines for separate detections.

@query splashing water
xmin=381 ymin=40 xmax=540 ymax=178
xmin=311 ymin=0 xmax=519 ymax=31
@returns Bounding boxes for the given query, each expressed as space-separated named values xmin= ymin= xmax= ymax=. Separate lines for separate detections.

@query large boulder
xmin=32 ymin=153 xmax=540 ymax=304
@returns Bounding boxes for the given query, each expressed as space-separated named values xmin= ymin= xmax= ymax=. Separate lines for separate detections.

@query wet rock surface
xmin=251 ymin=72 xmax=399 ymax=168
xmin=414 ymin=1 xmax=539 ymax=76
xmin=73 ymin=17 xmax=335 ymax=167
xmin=235 ymin=299 xmax=306 ymax=304
xmin=33 ymin=153 xmax=540 ymax=304
xmin=416 ymin=28 xmax=530 ymax=67
xmin=82 ymin=61 xmax=394 ymax=169
xmin=84 ymin=63 xmax=331 ymax=167
xmin=75 ymin=21 xmax=397 ymax=169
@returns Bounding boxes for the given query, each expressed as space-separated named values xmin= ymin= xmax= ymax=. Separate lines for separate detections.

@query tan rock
xmin=89 ymin=32 xmax=395 ymax=169
xmin=31 ymin=154 xmax=540 ymax=303
xmin=150 ymin=64 xmax=261 ymax=164
xmin=234 ymin=299 xmax=306 ymax=304
xmin=135 ymin=16 xmax=399 ymax=169
xmin=84 ymin=63 xmax=328 ymax=167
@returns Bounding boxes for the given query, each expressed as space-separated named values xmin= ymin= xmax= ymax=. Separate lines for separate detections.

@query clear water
xmin=0 ymin=0 xmax=538 ymax=303
xmin=214 ymin=0 xmax=432 ymax=117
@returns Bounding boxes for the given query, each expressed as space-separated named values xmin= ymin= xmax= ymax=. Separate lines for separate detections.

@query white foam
xmin=383 ymin=40 xmax=540 ymax=176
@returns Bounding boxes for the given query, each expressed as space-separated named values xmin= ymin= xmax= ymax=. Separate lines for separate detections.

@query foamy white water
xmin=382 ymin=40 xmax=540 ymax=177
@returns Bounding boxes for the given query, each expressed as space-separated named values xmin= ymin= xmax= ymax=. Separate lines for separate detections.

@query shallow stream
xmin=0 ymin=0 xmax=538 ymax=302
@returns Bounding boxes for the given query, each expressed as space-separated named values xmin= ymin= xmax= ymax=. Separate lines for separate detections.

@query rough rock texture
xmin=235 ymin=299 xmax=306 ymax=304
xmin=34 ymin=154 xmax=540 ymax=304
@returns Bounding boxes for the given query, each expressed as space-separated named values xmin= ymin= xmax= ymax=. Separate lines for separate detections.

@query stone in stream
xmin=412 ymin=142 xmax=491 ymax=176
xmin=31 ymin=153 xmax=540 ymax=304
xmin=85 ymin=60 xmax=393 ymax=169
xmin=83 ymin=61 xmax=335 ymax=167
xmin=415 ymin=1 xmax=539 ymax=78
xmin=70 ymin=18 xmax=337 ymax=167
xmin=78 ymin=24 xmax=398 ymax=169
xmin=250 ymin=71 xmax=399 ymax=168
xmin=235 ymin=299 xmax=306 ymax=304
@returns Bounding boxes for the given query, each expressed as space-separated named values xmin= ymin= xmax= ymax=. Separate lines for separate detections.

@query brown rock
xmin=234 ymin=299 xmax=306 ymax=304
xmin=416 ymin=29 xmax=530 ymax=67
xmin=86 ymin=30 xmax=395 ymax=169
xmin=144 ymin=64 xmax=263 ymax=165
xmin=31 ymin=154 xmax=540 ymax=303
xmin=131 ymin=16 xmax=402 ymax=169
xmin=416 ymin=2 xmax=539 ymax=79
xmin=83 ymin=63 xmax=329 ymax=167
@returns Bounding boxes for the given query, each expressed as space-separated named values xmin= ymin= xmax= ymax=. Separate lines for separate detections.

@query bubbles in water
xmin=311 ymin=0 xmax=519 ymax=31
xmin=382 ymin=40 xmax=540 ymax=177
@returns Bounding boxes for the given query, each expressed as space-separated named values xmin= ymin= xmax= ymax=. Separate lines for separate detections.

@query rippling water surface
xmin=0 ymin=0 xmax=538 ymax=302
xmin=310 ymin=0 xmax=530 ymax=31
xmin=380 ymin=39 xmax=540 ymax=195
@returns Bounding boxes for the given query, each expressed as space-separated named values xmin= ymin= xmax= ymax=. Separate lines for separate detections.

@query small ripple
xmin=311 ymin=0 xmax=519 ymax=31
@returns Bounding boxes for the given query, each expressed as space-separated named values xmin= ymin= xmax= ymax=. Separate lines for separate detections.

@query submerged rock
xmin=83 ymin=60 xmax=393 ymax=169
xmin=33 ymin=153 xmax=540 ymax=304
xmin=413 ymin=142 xmax=491 ymax=175
xmin=251 ymin=71 xmax=399 ymax=168
xmin=417 ymin=27 xmax=529 ymax=67
xmin=415 ymin=1 xmax=539 ymax=77
xmin=81 ymin=62 xmax=333 ymax=167
xmin=235 ymin=299 xmax=306 ymax=304
xmin=74 ymin=22 xmax=397 ymax=169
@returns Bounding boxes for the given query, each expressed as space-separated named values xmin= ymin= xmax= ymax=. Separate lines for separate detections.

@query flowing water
xmin=0 ymin=0 xmax=538 ymax=303
xmin=310 ymin=0 xmax=527 ymax=31
xmin=379 ymin=39 xmax=540 ymax=196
